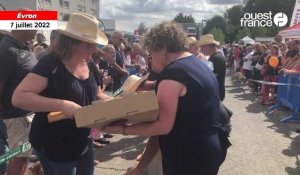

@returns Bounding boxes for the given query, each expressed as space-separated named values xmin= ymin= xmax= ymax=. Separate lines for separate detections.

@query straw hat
xmin=122 ymin=73 xmax=150 ymax=94
xmin=197 ymin=34 xmax=220 ymax=46
xmin=58 ymin=13 xmax=108 ymax=46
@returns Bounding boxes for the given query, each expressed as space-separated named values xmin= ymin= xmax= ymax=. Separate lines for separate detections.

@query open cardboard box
xmin=74 ymin=90 xmax=159 ymax=128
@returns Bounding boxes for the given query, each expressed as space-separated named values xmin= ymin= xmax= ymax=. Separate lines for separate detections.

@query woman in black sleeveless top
xmin=12 ymin=13 xmax=111 ymax=175
xmin=103 ymin=21 xmax=227 ymax=175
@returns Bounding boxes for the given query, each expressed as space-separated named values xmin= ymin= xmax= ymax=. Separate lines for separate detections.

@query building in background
xmin=1 ymin=0 xmax=100 ymax=20
xmin=0 ymin=0 xmax=118 ymax=44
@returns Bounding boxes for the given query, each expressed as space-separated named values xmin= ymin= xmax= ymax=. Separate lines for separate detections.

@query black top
xmin=156 ymin=56 xmax=224 ymax=175
xmin=99 ymin=59 xmax=122 ymax=92
xmin=0 ymin=35 xmax=37 ymax=119
xmin=258 ymin=53 xmax=268 ymax=65
xmin=114 ymin=46 xmax=124 ymax=68
xmin=209 ymin=51 xmax=226 ymax=101
xmin=251 ymin=51 xmax=262 ymax=66
xmin=29 ymin=53 xmax=101 ymax=162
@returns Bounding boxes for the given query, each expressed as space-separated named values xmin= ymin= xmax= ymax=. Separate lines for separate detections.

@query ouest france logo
xmin=240 ymin=12 xmax=288 ymax=27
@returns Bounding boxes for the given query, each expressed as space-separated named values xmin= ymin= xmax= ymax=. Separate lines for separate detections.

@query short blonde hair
xmin=142 ymin=21 xmax=187 ymax=52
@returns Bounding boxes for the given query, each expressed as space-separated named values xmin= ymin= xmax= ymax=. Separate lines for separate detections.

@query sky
xmin=99 ymin=0 xmax=245 ymax=33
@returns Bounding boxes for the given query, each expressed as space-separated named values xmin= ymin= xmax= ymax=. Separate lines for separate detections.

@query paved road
xmin=94 ymin=72 xmax=300 ymax=175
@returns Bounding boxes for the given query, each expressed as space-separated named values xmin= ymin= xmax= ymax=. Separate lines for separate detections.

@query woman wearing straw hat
xmin=102 ymin=21 xmax=228 ymax=175
xmin=12 ymin=13 xmax=110 ymax=175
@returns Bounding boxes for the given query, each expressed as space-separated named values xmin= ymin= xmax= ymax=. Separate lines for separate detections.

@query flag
xmin=290 ymin=0 xmax=300 ymax=26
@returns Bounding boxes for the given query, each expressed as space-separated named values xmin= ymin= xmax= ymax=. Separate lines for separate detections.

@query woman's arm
xmin=136 ymin=80 xmax=156 ymax=91
xmin=114 ymin=63 xmax=130 ymax=77
xmin=96 ymin=86 xmax=113 ymax=100
xmin=12 ymin=73 xmax=81 ymax=117
xmin=125 ymin=136 xmax=160 ymax=175
xmin=102 ymin=79 xmax=185 ymax=136
xmin=134 ymin=136 xmax=160 ymax=173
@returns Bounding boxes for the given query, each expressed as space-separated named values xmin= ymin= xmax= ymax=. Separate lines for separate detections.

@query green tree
xmin=209 ymin=27 xmax=225 ymax=44
xmin=173 ymin=12 xmax=195 ymax=23
xmin=250 ymin=27 xmax=268 ymax=38
xmin=203 ymin=15 xmax=227 ymax=35
xmin=137 ymin=22 xmax=147 ymax=36
xmin=224 ymin=24 xmax=238 ymax=44
xmin=236 ymin=27 xmax=251 ymax=40
xmin=224 ymin=5 xmax=244 ymax=26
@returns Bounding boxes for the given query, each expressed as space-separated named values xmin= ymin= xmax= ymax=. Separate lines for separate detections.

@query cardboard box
xmin=74 ymin=90 xmax=159 ymax=128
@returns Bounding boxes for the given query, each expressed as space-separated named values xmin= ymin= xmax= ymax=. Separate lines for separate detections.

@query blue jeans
xmin=36 ymin=140 xmax=94 ymax=175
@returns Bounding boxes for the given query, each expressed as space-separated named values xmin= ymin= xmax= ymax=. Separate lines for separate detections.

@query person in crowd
xmin=0 ymin=15 xmax=38 ymax=175
xmin=123 ymin=46 xmax=133 ymax=67
xmin=0 ymin=30 xmax=9 ymax=175
xmin=133 ymin=44 xmax=148 ymax=76
xmin=254 ymin=44 xmax=268 ymax=93
xmin=91 ymin=48 xmax=113 ymax=146
xmin=186 ymin=37 xmax=213 ymax=70
xmin=186 ymin=37 xmax=205 ymax=59
xmin=36 ymin=30 xmax=59 ymax=60
xmin=242 ymin=46 xmax=254 ymax=84
xmin=238 ymin=46 xmax=247 ymax=74
xmin=251 ymin=43 xmax=262 ymax=93
xmin=34 ymin=46 xmax=44 ymax=58
xmin=227 ymin=45 xmax=234 ymax=68
xmin=285 ymin=40 xmax=300 ymax=69
xmin=26 ymin=40 xmax=35 ymax=52
xmin=109 ymin=31 xmax=129 ymax=89
xmin=274 ymin=34 xmax=284 ymax=46
xmin=11 ymin=13 xmax=111 ymax=175
xmin=91 ymin=51 xmax=112 ymax=96
xmin=282 ymin=44 xmax=300 ymax=74
xmin=100 ymin=44 xmax=129 ymax=93
xmin=110 ymin=31 xmax=126 ymax=68
xmin=279 ymin=42 xmax=288 ymax=59
xmin=233 ymin=45 xmax=241 ymax=72
xmin=261 ymin=45 xmax=284 ymax=105
xmin=199 ymin=34 xmax=226 ymax=101
xmin=34 ymin=33 xmax=48 ymax=49
xmin=102 ymin=21 xmax=228 ymax=175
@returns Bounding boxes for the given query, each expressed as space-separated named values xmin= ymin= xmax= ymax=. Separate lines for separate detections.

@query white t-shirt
xmin=242 ymin=51 xmax=254 ymax=70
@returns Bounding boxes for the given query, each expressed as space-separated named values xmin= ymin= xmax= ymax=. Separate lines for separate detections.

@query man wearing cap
xmin=199 ymin=34 xmax=226 ymax=101
xmin=0 ymin=28 xmax=38 ymax=174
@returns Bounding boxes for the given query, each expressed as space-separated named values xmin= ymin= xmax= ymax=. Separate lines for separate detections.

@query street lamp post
xmin=200 ymin=19 xmax=207 ymax=36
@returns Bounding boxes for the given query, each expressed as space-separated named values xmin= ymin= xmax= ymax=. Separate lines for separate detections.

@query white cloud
xmin=100 ymin=0 xmax=243 ymax=33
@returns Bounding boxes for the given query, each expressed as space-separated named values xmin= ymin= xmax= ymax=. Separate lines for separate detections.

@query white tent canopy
xmin=240 ymin=36 xmax=255 ymax=44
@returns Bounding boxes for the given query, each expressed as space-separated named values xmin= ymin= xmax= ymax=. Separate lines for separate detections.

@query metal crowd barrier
xmin=269 ymin=74 xmax=300 ymax=122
